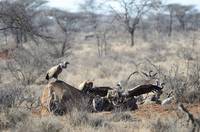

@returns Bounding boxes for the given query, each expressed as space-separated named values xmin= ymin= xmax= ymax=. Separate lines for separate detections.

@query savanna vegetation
xmin=0 ymin=0 xmax=200 ymax=131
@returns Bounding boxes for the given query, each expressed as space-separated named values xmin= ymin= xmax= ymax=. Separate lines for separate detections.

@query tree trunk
xmin=96 ymin=34 xmax=101 ymax=56
xmin=181 ymin=21 xmax=185 ymax=30
xmin=23 ymin=33 xmax=28 ymax=42
xmin=130 ymin=29 xmax=135 ymax=47
xmin=103 ymin=33 xmax=107 ymax=56
xmin=168 ymin=13 xmax=173 ymax=37
xmin=61 ymin=37 xmax=67 ymax=57
xmin=3 ymin=31 xmax=8 ymax=45
xmin=16 ymin=31 xmax=21 ymax=48
xmin=179 ymin=19 xmax=185 ymax=31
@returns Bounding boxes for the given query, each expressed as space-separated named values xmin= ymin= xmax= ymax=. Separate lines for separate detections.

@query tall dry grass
xmin=1 ymin=27 xmax=200 ymax=131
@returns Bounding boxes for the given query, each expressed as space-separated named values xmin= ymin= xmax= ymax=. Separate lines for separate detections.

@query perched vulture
xmin=127 ymin=84 xmax=164 ymax=98
xmin=46 ymin=61 xmax=69 ymax=80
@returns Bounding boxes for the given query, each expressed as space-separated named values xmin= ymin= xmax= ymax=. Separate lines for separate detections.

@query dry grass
xmin=1 ymin=105 xmax=199 ymax=132
xmin=1 ymin=29 xmax=200 ymax=131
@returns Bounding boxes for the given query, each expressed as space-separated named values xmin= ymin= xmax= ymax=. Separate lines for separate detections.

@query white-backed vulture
xmin=46 ymin=61 xmax=69 ymax=81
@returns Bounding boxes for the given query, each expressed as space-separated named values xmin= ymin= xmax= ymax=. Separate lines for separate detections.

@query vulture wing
xmin=127 ymin=84 xmax=162 ymax=98
xmin=46 ymin=65 xmax=60 ymax=79
xmin=89 ymin=87 xmax=113 ymax=97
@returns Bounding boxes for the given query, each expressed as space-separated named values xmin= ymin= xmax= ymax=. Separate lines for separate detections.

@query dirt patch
xmin=92 ymin=103 xmax=200 ymax=120
xmin=134 ymin=103 xmax=200 ymax=119
xmin=0 ymin=49 xmax=12 ymax=60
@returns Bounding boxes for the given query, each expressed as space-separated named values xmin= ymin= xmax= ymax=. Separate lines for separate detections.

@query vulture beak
xmin=64 ymin=61 xmax=70 ymax=66
xmin=61 ymin=61 xmax=70 ymax=68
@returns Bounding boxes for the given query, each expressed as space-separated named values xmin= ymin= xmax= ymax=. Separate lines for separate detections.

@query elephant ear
xmin=92 ymin=96 xmax=104 ymax=112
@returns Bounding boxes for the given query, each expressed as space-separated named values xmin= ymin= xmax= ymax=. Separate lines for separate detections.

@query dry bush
xmin=17 ymin=117 xmax=63 ymax=132
xmin=0 ymin=108 xmax=28 ymax=131
xmin=163 ymin=58 xmax=200 ymax=103
xmin=68 ymin=109 xmax=109 ymax=129
xmin=149 ymin=118 xmax=177 ymax=132
xmin=147 ymin=113 xmax=200 ymax=132
xmin=0 ymin=83 xmax=24 ymax=111
xmin=109 ymin=112 xmax=134 ymax=122
xmin=184 ymin=91 xmax=200 ymax=103
xmin=6 ymin=47 xmax=50 ymax=85
xmin=1 ymin=108 xmax=63 ymax=132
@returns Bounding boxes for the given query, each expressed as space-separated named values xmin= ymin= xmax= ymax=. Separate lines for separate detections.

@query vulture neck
xmin=60 ymin=63 xmax=66 ymax=69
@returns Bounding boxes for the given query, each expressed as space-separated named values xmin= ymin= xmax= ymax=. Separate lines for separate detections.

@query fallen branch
xmin=178 ymin=103 xmax=200 ymax=132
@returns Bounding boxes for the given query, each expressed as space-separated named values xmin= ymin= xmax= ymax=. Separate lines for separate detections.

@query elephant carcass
xmin=40 ymin=80 xmax=89 ymax=115
xmin=92 ymin=88 xmax=138 ymax=112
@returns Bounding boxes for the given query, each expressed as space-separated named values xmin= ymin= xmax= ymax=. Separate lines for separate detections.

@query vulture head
xmin=116 ymin=81 xmax=122 ymax=87
xmin=60 ymin=61 xmax=70 ymax=68
xmin=155 ymin=79 xmax=165 ymax=89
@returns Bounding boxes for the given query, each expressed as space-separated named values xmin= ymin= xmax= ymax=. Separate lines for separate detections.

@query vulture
xmin=78 ymin=81 xmax=113 ymax=97
xmin=88 ymin=86 xmax=113 ymax=97
xmin=127 ymin=83 xmax=164 ymax=98
xmin=46 ymin=61 xmax=69 ymax=81
xmin=78 ymin=81 xmax=94 ymax=93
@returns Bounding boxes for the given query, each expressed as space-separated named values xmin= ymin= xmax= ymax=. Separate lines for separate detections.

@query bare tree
xmin=80 ymin=0 xmax=104 ymax=56
xmin=52 ymin=9 xmax=81 ymax=57
xmin=0 ymin=0 xmax=52 ymax=47
xmin=100 ymin=21 xmax=112 ymax=56
xmin=110 ymin=0 xmax=161 ymax=46
xmin=95 ymin=18 xmax=114 ymax=56
xmin=166 ymin=4 xmax=176 ymax=36
xmin=6 ymin=47 xmax=49 ymax=86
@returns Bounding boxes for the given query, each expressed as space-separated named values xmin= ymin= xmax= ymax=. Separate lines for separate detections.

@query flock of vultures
xmin=40 ymin=61 xmax=168 ymax=116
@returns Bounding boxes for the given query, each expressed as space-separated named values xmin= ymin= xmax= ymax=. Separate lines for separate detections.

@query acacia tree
xmin=166 ymin=4 xmax=176 ymax=36
xmin=172 ymin=4 xmax=194 ymax=31
xmin=188 ymin=11 xmax=200 ymax=30
xmin=110 ymin=0 xmax=161 ymax=46
xmin=52 ymin=9 xmax=81 ymax=57
xmin=0 ymin=0 xmax=51 ymax=47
